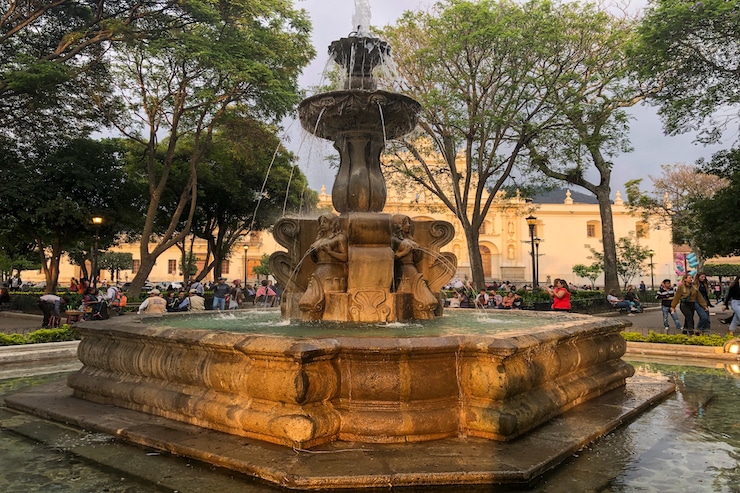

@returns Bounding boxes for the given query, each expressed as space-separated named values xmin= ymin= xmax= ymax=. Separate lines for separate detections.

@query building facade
xmin=21 ymin=187 xmax=673 ymax=291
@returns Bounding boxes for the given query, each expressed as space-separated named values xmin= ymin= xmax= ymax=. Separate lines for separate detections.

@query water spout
xmin=352 ymin=0 xmax=372 ymax=37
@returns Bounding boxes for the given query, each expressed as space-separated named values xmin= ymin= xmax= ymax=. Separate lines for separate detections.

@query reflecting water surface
xmin=2 ymin=359 xmax=740 ymax=492
xmin=145 ymin=309 xmax=568 ymax=336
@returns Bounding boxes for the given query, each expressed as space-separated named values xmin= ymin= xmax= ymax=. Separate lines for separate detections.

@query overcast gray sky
xmin=287 ymin=0 xmax=727 ymax=197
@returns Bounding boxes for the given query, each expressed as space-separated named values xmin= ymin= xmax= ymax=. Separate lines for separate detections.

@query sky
xmin=286 ymin=0 xmax=728 ymax=198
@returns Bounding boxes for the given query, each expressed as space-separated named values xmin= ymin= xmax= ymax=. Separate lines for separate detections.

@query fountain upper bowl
xmin=298 ymin=89 xmax=421 ymax=141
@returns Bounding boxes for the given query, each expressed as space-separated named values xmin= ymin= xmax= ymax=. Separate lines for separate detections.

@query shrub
xmin=0 ymin=325 xmax=81 ymax=346
xmin=621 ymin=331 xmax=730 ymax=347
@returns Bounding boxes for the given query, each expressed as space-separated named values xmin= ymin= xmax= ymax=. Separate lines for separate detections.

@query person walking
xmin=694 ymin=272 xmax=713 ymax=333
xmin=671 ymin=273 xmax=709 ymax=336
xmin=656 ymin=278 xmax=682 ymax=333
xmin=722 ymin=276 xmax=740 ymax=336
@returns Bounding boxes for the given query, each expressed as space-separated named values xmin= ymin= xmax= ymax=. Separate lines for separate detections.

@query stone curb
xmin=0 ymin=341 xmax=79 ymax=365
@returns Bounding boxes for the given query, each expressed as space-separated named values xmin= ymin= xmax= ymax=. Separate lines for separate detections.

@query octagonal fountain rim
xmin=78 ymin=309 xmax=632 ymax=357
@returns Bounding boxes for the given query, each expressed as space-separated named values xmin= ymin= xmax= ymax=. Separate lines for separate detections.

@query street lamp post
xmin=91 ymin=216 xmax=103 ymax=288
xmin=243 ymin=245 xmax=249 ymax=285
xmin=534 ymin=237 xmax=541 ymax=289
xmin=526 ymin=215 xmax=537 ymax=290
xmin=648 ymin=250 xmax=655 ymax=290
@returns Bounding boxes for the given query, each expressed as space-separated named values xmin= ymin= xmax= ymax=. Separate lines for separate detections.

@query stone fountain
xmin=4 ymin=3 xmax=673 ymax=489
xmin=269 ymin=18 xmax=456 ymax=323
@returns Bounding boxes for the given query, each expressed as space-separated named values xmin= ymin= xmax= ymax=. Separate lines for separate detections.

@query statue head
xmin=317 ymin=213 xmax=341 ymax=237
xmin=392 ymin=214 xmax=412 ymax=239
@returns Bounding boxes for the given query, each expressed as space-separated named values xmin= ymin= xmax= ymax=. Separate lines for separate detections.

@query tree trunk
xmin=126 ymin=252 xmax=157 ymax=298
xmin=595 ymin=187 xmax=620 ymax=293
xmin=463 ymin=227 xmax=486 ymax=290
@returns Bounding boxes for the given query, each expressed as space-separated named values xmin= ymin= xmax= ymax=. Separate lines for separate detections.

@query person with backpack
xmin=106 ymin=284 xmax=126 ymax=315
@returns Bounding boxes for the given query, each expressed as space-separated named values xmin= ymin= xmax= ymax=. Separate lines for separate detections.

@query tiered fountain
xmin=269 ymin=16 xmax=456 ymax=323
xmin=5 ymin=2 xmax=673 ymax=489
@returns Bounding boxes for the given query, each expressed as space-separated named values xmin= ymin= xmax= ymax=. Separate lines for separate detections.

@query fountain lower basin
xmin=66 ymin=310 xmax=634 ymax=449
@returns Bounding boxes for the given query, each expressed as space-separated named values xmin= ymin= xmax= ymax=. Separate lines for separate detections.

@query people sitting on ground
xmin=475 ymin=289 xmax=489 ymax=308
xmin=447 ymin=292 xmax=461 ymax=308
xmin=489 ymin=292 xmax=504 ymax=309
xmin=38 ymin=293 xmax=69 ymax=328
xmin=254 ymin=280 xmax=276 ymax=307
xmin=188 ymin=288 xmax=206 ymax=312
xmin=165 ymin=291 xmax=179 ymax=312
xmin=607 ymin=289 xmax=639 ymax=313
xmin=623 ymin=285 xmax=643 ymax=313
xmin=501 ymin=291 xmax=518 ymax=309
xmin=167 ymin=291 xmax=189 ymax=312
xmin=138 ymin=289 xmax=167 ymax=315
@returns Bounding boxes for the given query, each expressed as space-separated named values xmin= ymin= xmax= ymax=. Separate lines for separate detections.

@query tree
xmin=633 ymin=0 xmax=740 ymax=143
xmin=0 ymin=0 xmax=192 ymax=143
xmin=382 ymin=0 xmax=589 ymax=289
xmin=703 ymin=264 xmax=740 ymax=283
xmin=590 ymin=235 xmax=652 ymax=289
xmin=191 ymin=116 xmax=315 ymax=281
xmin=693 ymin=149 xmax=740 ymax=257
xmin=98 ymin=252 xmax=134 ymax=284
xmin=107 ymin=0 xmax=314 ymax=297
xmin=625 ymin=163 xmax=729 ymax=268
xmin=252 ymin=254 xmax=271 ymax=280
xmin=572 ymin=263 xmax=603 ymax=289
xmin=0 ymin=138 xmax=133 ymax=292
xmin=524 ymin=3 xmax=655 ymax=294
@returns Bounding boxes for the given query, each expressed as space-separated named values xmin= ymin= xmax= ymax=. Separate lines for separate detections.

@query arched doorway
xmin=480 ymin=245 xmax=492 ymax=279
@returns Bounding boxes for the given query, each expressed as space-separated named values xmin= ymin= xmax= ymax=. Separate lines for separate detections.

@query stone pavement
xmin=611 ymin=303 xmax=734 ymax=337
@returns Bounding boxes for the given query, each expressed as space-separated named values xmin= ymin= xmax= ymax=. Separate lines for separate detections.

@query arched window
xmin=586 ymin=220 xmax=601 ymax=238
xmin=636 ymin=221 xmax=650 ymax=239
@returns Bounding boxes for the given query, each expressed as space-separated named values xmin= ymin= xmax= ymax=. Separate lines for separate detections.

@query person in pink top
xmin=548 ymin=278 xmax=571 ymax=312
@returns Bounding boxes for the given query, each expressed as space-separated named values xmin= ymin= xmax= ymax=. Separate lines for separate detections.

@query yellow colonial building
xmin=23 ymin=186 xmax=673 ymax=290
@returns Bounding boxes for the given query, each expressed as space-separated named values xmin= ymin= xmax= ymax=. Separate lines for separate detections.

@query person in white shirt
xmin=137 ymin=289 xmax=167 ymax=315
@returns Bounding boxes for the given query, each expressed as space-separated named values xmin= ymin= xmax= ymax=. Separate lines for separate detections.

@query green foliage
xmin=0 ymin=137 xmax=136 ymax=291
xmin=703 ymin=264 xmax=740 ymax=278
xmin=633 ymin=0 xmax=740 ymax=143
xmin=572 ymin=263 xmax=603 ymax=288
xmin=381 ymin=0 xmax=628 ymax=291
xmin=98 ymin=252 xmax=134 ymax=284
xmin=189 ymin=116 xmax=316 ymax=280
xmin=252 ymin=254 xmax=271 ymax=278
xmin=590 ymin=235 xmax=651 ymax=289
xmin=0 ymin=325 xmax=80 ymax=346
xmin=621 ymin=330 xmax=730 ymax=347
xmin=693 ymin=149 xmax=740 ymax=257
